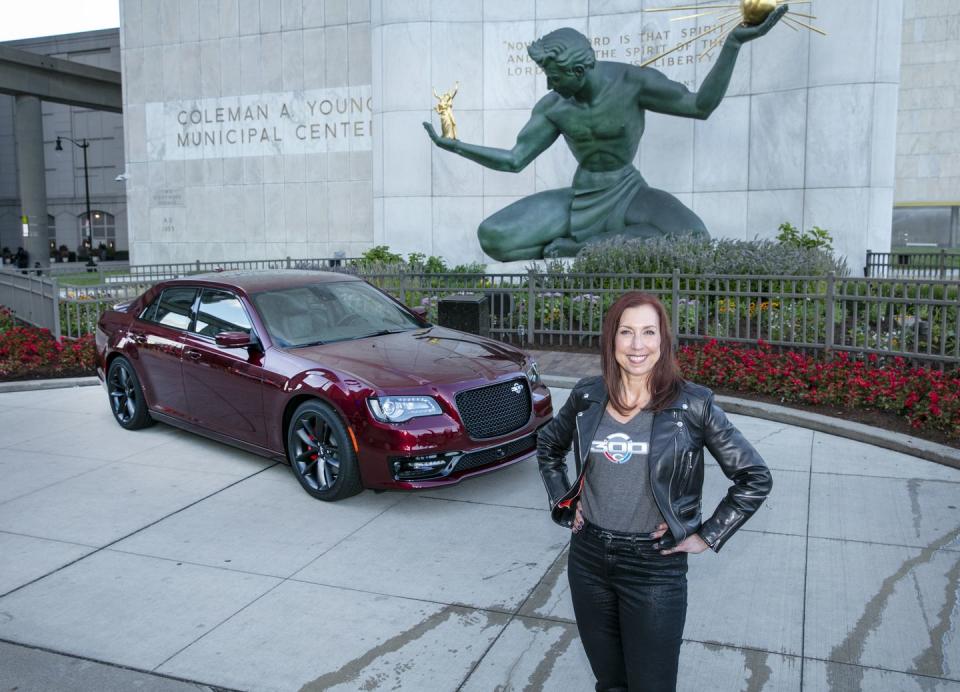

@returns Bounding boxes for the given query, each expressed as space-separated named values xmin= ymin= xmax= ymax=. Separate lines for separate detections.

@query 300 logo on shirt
xmin=591 ymin=432 xmax=649 ymax=464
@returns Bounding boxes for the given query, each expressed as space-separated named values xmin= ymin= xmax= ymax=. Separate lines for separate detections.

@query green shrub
xmin=776 ymin=222 xmax=834 ymax=252
xmin=571 ymin=236 xmax=847 ymax=277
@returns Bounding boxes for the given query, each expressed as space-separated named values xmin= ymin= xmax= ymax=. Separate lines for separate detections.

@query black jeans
xmin=568 ymin=522 xmax=688 ymax=692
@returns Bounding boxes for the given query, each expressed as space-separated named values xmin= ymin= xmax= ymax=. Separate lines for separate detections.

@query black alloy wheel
xmin=287 ymin=400 xmax=362 ymax=501
xmin=106 ymin=357 xmax=153 ymax=430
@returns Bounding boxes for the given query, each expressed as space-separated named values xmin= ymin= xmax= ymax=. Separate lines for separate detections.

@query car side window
xmin=143 ymin=287 xmax=198 ymax=330
xmin=193 ymin=289 xmax=253 ymax=338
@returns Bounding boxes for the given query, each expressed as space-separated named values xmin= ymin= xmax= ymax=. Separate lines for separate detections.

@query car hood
xmin=287 ymin=327 xmax=528 ymax=388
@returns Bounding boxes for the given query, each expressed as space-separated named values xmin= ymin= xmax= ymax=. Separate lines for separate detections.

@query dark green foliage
xmin=776 ymin=222 xmax=834 ymax=252
xmin=357 ymin=245 xmax=403 ymax=266
xmin=571 ymin=235 xmax=847 ymax=277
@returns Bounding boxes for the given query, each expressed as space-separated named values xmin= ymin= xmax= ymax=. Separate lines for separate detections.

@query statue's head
xmin=528 ymin=28 xmax=596 ymax=98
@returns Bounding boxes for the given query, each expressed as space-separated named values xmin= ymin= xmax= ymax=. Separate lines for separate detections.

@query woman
xmin=537 ymin=292 xmax=772 ymax=692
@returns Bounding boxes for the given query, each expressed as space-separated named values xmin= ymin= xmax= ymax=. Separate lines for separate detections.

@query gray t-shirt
xmin=581 ymin=409 xmax=665 ymax=534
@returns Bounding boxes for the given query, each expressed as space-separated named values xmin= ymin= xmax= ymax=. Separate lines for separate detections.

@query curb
xmin=542 ymin=375 xmax=960 ymax=471
xmin=3 ymin=374 xmax=956 ymax=470
xmin=0 ymin=376 xmax=100 ymax=394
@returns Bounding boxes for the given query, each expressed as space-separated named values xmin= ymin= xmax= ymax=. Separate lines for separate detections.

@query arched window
xmin=78 ymin=211 xmax=115 ymax=245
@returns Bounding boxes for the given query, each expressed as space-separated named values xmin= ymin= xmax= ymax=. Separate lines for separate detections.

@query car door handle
xmin=130 ymin=333 xmax=147 ymax=344
xmin=185 ymin=349 xmax=202 ymax=360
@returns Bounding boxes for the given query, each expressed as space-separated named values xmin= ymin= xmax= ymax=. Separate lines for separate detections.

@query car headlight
xmin=367 ymin=396 xmax=443 ymax=423
xmin=525 ymin=360 xmax=541 ymax=386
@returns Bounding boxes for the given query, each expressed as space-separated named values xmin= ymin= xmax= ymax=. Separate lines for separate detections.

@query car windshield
xmin=252 ymin=281 xmax=424 ymax=348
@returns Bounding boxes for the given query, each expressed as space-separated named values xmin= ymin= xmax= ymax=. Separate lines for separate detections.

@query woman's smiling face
xmin=614 ymin=304 xmax=662 ymax=381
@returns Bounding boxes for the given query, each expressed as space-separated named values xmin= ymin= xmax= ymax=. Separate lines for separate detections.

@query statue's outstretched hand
xmin=423 ymin=122 xmax=455 ymax=151
xmin=730 ymin=4 xmax=788 ymax=44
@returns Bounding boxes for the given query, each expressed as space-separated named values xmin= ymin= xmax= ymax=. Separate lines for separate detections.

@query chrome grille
xmin=455 ymin=378 xmax=531 ymax=439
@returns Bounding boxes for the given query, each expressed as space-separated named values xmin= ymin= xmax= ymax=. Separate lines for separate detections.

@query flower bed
xmin=678 ymin=339 xmax=960 ymax=441
xmin=0 ymin=307 xmax=96 ymax=380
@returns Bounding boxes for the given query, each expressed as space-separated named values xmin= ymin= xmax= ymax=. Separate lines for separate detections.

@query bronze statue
xmin=424 ymin=7 xmax=787 ymax=261
xmin=433 ymin=82 xmax=459 ymax=140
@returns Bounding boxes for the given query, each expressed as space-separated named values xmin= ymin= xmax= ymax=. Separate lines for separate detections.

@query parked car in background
xmin=95 ymin=270 xmax=552 ymax=500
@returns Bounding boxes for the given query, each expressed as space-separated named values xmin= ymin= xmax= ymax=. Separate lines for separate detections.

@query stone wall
xmin=120 ymin=0 xmax=373 ymax=264
xmin=896 ymin=0 xmax=960 ymax=204
xmin=372 ymin=0 xmax=904 ymax=268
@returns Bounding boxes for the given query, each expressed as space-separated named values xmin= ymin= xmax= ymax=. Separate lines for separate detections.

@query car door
xmin=128 ymin=286 xmax=196 ymax=419
xmin=180 ymin=287 xmax=267 ymax=448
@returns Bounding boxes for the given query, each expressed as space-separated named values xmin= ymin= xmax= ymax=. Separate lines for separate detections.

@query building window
xmin=78 ymin=211 xmax=115 ymax=245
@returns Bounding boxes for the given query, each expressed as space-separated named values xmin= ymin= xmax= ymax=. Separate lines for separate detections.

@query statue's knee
xmin=478 ymin=220 xmax=507 ymax=259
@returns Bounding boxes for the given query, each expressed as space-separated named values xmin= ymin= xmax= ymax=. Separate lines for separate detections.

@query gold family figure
xmin=433 ymin=82 xmax=459 ymax=140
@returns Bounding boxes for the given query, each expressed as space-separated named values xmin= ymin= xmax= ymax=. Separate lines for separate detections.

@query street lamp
xmin=55 ymin=135 xmax=95 ymax=267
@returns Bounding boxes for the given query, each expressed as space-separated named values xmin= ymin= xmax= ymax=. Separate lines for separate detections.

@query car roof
xmin=164 ymin=269 xmax=362 ymax=293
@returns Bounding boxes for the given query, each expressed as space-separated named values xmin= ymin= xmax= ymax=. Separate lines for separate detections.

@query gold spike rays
xmin=640 ymin=0 xmax=825 ymax=68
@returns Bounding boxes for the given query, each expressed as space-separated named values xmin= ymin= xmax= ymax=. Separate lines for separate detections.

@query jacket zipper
xmin=665 ymin=415 xmax=687 ymax=541
xmin=556 ymin=404 xmax=586 ymax=511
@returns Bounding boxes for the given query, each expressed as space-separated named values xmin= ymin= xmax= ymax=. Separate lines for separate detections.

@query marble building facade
xmin=893 ymin=0 xmax=960 ymax=248
xmin=117 ymin=0 xmax=907 ymax=267
xmin=119 ymin=0 xmax=373 ymax=265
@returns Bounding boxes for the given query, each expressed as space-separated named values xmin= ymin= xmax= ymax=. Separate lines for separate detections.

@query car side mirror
xmin=410 ymin=305 xmax=428 ymax=319
xmin=215 ymin=331 xmax=258 ymax=348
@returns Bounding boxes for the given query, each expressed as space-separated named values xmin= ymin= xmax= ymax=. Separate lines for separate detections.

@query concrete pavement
xmin=0 ymin=380 xmax=958 ymax=691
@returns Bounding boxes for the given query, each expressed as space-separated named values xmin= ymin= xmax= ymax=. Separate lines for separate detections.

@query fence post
xmin=399 ymin=272 xmax=407 ymax=306
xmin=97 ymin=263 xmax=105 ymax=284
xmin=864 ymin=250 xmax=872 ymax=278
xmin=50 ymin=277 xmax=61 ymax=341
xmin=671 ymin=268 xmax=680 ymax=342
xmin=195 ymin=259 xmax=201 ymax=272
xmin=824 ymin=272 xmax=835 ymax=359
xmin=939 ymin=249 xmax=946 ymax=279
xmin=286 ymin=256 xmax=292 ymax=269
xmin=526 ymin=268 xmax=536 ymax=345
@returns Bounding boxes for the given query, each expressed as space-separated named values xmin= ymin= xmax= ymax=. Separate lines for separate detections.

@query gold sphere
xmin=740 ymin=0 xmax=777 ymax=25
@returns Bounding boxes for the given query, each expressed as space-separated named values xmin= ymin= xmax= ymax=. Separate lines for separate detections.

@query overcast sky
xmin=0 ymin=0 xmax=120 ymax=42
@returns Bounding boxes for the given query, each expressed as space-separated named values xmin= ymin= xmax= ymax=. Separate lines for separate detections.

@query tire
xmin=106 ymin=357 xmax=154 ymax=430
xmin=287 ymin=400 xmax=363 ymax=501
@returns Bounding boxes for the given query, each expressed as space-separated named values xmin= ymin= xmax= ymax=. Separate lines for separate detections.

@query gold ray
xmin=780 ymin=16 xmax=800 ymax=31
xmin=645 ymin=4 xmax=739 ymax=13
xmin=697 ymin=17 xmax=742 ymax=61
xmin=643 ymin=0 xmax=827 ymax=64
xmin=782 ymin=15 xmax=827 ymax=36
xmin=639 ymin=18 xmax=729 ymax=67
xmin=670 ymin=8 xmax=731 ymax=22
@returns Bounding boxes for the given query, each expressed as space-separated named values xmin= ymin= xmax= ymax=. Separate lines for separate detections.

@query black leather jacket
xmin=537 ymin=376 xmax=772 ymax=552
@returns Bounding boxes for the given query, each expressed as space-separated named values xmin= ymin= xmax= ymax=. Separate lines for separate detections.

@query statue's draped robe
xmin=568 ymin=164 xmax=646 ymax=242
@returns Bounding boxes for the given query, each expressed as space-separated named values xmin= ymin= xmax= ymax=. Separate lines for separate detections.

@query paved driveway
xmin=0 ymin=384 xmax=958 ymax=691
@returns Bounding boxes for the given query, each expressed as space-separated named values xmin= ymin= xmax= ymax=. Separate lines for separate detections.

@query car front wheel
xmin=106 ymin=357 xmax=153 ymax=430
xmin=287 ymin=400 xmax=362 ymax=501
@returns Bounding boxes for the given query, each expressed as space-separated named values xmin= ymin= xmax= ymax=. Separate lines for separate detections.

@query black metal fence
xmin=864 ymin=249 xmax=960 ymax=278
xmin=3 ymin=266 xmax=959 ymax=366
xmin=362 ymin=270 xmax=960 ymax=365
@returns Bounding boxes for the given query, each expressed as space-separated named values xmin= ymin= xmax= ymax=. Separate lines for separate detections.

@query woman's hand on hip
xmin=572 ymin=502 xmax=585 ymax=533
xmin=660 ymin=532 xmax=709 ymax=556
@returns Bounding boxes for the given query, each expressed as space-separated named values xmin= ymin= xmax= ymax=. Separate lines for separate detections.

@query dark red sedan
xmin=95 ymin=270 xmax=552 ymax=500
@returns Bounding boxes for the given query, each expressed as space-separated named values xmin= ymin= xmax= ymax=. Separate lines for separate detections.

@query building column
xmin=13 ymin=95 xmax=49 ymax=268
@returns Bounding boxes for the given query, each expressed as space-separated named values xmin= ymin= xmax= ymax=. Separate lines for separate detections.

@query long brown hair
xmin=601 ymin=292 xmax=683 ymax=414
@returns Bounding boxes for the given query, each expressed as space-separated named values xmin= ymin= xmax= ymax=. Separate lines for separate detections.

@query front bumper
xmin=388 ymin=429 xmax=541 ymax=484
xmin=355 ymin=384 xmax=552 ymax=489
